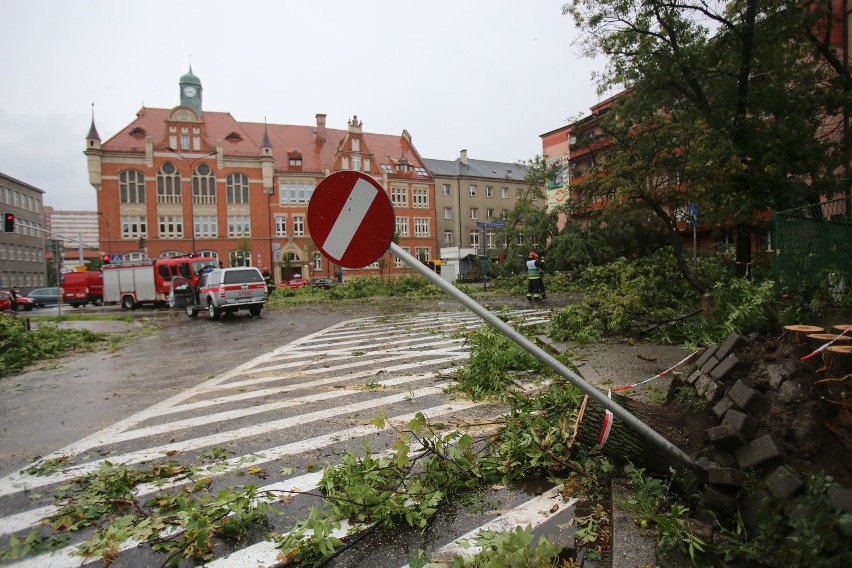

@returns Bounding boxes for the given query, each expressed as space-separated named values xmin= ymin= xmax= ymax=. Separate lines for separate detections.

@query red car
xmin=279 ymin=276 xmax=309 ymax=289
xmin=0 ymin=291 xmax=36 ymax=311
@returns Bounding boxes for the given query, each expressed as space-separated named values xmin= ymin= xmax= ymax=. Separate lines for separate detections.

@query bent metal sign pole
xmin=308 ymin=171 xmax=702 ymax=473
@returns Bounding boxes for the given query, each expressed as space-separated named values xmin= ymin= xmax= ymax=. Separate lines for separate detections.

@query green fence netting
xmin=774 ymin=197 xmax=852 ymax=293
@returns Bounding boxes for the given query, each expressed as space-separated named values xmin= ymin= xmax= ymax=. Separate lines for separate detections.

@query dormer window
xmin=288 ymin=150 xmax=303 ymax=167
xmin=225 ymin=132 xmax=243 ymax=142
xmin=396 ymin=157 xmax=411 ymax=173
xmin=129 ymin=127 xmax=147 ymax=137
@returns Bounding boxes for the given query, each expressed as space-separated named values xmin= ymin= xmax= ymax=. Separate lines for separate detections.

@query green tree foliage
xmin=496 ymin=156 xmax=559 ymax=275
xmin=0 ymin=317 xmax=105 ymax=377
xmin=561 ymin=0 xmax=852 ymax=287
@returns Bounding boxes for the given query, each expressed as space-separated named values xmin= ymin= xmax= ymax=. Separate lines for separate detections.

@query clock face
xmin=184 ymin=86 xmax=197 ymax=98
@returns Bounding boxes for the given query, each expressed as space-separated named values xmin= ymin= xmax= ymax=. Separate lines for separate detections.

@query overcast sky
xmin=0 ymin=0 xmax=607 ymax=211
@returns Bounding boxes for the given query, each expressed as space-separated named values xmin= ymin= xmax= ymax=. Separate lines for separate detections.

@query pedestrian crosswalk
xmin=0 ymin=308 xmax=567 ymax=567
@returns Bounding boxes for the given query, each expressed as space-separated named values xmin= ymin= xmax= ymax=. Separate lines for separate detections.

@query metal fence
xmin=774 ymin=197 xmax=852 ymax=293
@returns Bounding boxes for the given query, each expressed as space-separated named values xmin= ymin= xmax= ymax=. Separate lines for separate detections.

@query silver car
xmin=171 ymin=267 xmax=267 ymax=320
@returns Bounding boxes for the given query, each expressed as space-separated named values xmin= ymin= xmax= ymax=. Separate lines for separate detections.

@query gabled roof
xmin=422 ymin=157 xmax=529 ymax=182
xmin=102 ymin=108 xmax=430 ymax=175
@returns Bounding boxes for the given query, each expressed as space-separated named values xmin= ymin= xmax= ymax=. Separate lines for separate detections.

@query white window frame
xmin=158 ymin=215 xmax=184 ymax=239
xmin=396 ymin=217 xmax=409 ymax=237
xmin=227 ymin=215 xmax=251 ymax=237
xmin=293 ymin=214 xmax=305 ymax=236
xmin=195 ymin=215 xmax=217 ymax=238
xmin=275 ymin=214 xmax=287 ymax=237
xmin=414 ymin=217 xmax=430 ymax=237
xmin=121 ymin=215 xmax=147 ymax=239
xmin=412 ymin=188 xmax=428 ymax=208
xmin=391 ymin=186 xmax=408 ymax=207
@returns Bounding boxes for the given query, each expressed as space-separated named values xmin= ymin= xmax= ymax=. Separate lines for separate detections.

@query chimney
xmin=316 ymin=113 xmax=326 ymax=142
xmin=460 ymin=149 xmax=468 ymax=166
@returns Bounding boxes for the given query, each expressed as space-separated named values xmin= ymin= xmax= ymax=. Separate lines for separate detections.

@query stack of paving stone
xmin=657 ymin=331 xmax=852 ymax=567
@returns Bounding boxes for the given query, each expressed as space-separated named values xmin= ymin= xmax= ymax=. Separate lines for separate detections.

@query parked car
xmin=0 ymin=291 xmax=35 ymax=311
xmin=280 ymin=276 xmax=309 ymax=289
xmin=26 ymin=287 xmax=62 ymax=307
xmin=310 ymin=277 xmax=334 ymax=289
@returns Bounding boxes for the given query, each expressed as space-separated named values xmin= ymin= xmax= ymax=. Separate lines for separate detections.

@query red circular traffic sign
xmin=307 ymin=171 xmax=395 ymax=268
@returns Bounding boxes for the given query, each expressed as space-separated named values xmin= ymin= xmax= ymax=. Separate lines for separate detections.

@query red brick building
xmin=85 ymin=68 xmax=437 ymax=284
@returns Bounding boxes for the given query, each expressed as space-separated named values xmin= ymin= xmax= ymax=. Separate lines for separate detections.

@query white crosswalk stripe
xmin=0 ymin=309 xmax=556 ymax=567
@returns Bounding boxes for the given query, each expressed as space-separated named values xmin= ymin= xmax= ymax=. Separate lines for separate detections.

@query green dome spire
xmin=179 ymin=65 xmax=202 ymax=115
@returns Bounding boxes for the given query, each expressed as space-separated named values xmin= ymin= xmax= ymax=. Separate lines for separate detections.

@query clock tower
xmin=179 ymin=66 xmax=202 ymax=115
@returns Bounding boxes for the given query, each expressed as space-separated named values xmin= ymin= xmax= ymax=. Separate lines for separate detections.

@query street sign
xmin=307 ymin=171 xmax=395 ymax=268
xmin=476 ymin=221 xmax=506 ymax=228
xmin=110 ymin=254 xmax=123 ymax=263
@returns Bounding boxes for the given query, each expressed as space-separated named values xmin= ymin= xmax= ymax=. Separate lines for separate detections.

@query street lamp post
xmin=167 ymin=147 xmax=217 ymax=254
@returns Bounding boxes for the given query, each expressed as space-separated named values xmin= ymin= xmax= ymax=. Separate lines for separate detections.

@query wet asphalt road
xmin=0 ymin=298 xmax=583 ymax=567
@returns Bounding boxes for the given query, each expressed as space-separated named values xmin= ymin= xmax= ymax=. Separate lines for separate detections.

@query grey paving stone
xmin=716 ymin=333 xmax=748 ymax=361
xmin=828 ymin=486 xmax=852 ymax=512
xmin=764 ymin=465 xmax=803 ymax=498
xmin=735 ymin=434 xmax=785 ymax=469
xmin=728 ymin=379 xmax=766 ymax=412
xmin=694 ymin=344 xmax=718 ymax=369
xmin=707 ymin=425 xmax=746 ymax=450
xmin=702 ymin=485 xmax=738 ymax=515
xmin=708 ymin=467 xmax=747 ymax=487
xmin=712 ymin=396 xmax=734 ymax=418
xmin=722 ymin=409 xmax=759 ymax=439
xmin=710 ymin=354 xmax=742 ymax=381
xmin=739 ymin=488 xmax=771 ymax=533
xmin=701 ymin=355 xmax=721 ymax=375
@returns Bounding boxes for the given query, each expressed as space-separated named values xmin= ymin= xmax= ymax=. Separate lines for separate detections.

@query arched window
xmin=159 ymin=251 xmax=183 ymax=258
xmin=230 ymin=250 xmax=251 ymax=267
xmin=119 ymin=171 xmax=145 ymax=203
xmin=196 ymin=250 xmax=218 ymax=260
xmin=157 ymin=162 xmax=181 ymax=204
xmin=192 ymin=163 xmax=216 ymax=204
xmin=226 ymin=174 xmax=249 ymax=204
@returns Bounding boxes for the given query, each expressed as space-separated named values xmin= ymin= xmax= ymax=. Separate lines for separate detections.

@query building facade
xmin=0 ymin=172 xmax=47 ymax=292
xmin=86 ymin=69 xmax=437 ymax=284
xmin=43 ymin=207 xmax=101 ymax=268
xmin=423 ymin=150 xmax=531 ymax=280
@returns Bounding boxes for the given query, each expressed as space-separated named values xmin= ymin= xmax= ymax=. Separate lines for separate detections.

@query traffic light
xmin=3 ymin=212 xmax=13 ymax=232
xmin=102 ymin=254 xmax=110 ymax=265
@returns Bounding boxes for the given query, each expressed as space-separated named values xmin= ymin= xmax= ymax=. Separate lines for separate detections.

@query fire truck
xmin=102 ymin=256 xmax=219 ymax=309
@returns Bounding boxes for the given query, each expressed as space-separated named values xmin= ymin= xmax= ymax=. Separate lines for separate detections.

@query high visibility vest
xmin=526 ymin=259 xmax=541 ymax=278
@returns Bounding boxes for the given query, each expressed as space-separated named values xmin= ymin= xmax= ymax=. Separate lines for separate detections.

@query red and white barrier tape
xmin=594 ymin=390 xmax=614 ymax=451
xmin=610 ymin=350 xmax=700 ymax=393
xmin=800 ymin=325 xmax=852 ymax=361
xmin=591 ymin=350 xmax=698 ymax=451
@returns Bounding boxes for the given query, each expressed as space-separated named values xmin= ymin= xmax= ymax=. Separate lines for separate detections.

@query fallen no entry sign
xmin=307 ymin=171 xmax=395 ymax=268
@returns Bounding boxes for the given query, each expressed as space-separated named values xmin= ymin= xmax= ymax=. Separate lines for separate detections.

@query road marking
xmin=399 ymin=486 xmax=579 ymax=567
xmin=0 ymin=309 xmax=553 ymax=567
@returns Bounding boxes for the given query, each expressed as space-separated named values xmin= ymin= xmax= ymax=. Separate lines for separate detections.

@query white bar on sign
xmin=322 ymin=178 xmax=377 ymax=260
